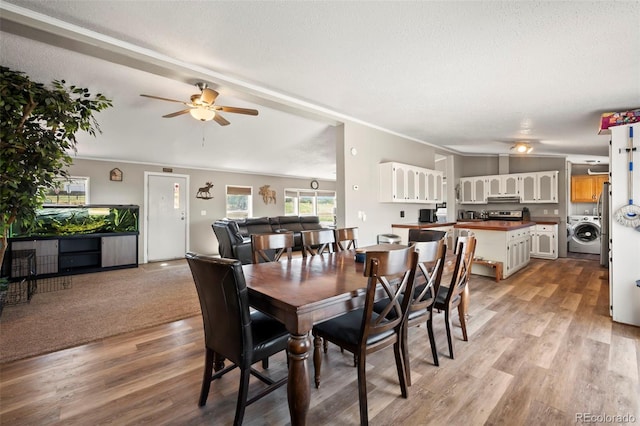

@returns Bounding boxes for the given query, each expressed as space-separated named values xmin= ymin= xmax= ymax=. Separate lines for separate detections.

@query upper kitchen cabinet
xmin=571 ymin=174 xmax=608 ymax=202
xmin=520 ymin=171 xmax=558 ymax=203
xmin=486 ymin=174 xmax=520 ymax=197
xmin=460 ymin=176 xmax=487 ymax=204
xmin=379 ymin=162 xmax=443 ymax=203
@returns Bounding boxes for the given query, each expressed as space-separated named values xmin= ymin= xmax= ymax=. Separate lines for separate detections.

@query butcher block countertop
xmin=454 ymin=220 xmax=536 ymax=231
xmin=391 ymin=222 xmax=457 ymax=229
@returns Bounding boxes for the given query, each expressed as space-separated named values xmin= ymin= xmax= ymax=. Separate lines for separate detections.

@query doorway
xmin=144 ymin=172 xmax=189 ymax=262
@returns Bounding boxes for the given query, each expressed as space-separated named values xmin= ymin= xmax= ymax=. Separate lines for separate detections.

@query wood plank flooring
xmin=1 ymin=257 xmax=639 ymax=425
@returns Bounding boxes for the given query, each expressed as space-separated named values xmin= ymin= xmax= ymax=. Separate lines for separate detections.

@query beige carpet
xmin=0 ymin=259 xmax=201 ymax=363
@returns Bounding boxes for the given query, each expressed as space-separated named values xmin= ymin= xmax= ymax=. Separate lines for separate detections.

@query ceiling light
xmin=511 ymin=142 xmax=533 ymax=154
xmin=190 ymin=107 xmax=215 ymax=121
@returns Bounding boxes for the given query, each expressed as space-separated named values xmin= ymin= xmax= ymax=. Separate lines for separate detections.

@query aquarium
xmin=10 ymin=205 xmax=139 ymax=238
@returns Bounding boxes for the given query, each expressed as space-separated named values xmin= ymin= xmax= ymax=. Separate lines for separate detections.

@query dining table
xmin=242 ymin=244 xmax=401 ymax=425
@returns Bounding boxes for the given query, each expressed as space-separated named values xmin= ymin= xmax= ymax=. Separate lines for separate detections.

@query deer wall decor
xmin=259 ymin=185 xmax=276 ymax=204
xmin=196 ymin=182 xmax=214 ymax=199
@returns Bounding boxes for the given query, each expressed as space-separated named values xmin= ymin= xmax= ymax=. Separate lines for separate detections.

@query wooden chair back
xmin=444 ymin=236 xmax=476 ymax=310
xmin=408 ymin=229 xmax=446 ymax=243
xmin=251 ymin=232 xmax=294 ymax=264
xmin=334 ymin=227 xmax=359 ymax=251
xmin=409 ymin=239 xmax=447 ymax=314
xmin=300 ymin=229 xmax=335 ymax=258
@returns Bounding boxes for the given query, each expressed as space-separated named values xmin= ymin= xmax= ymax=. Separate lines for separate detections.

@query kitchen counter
xmin=454 ymin=220 xmax=535 ymax=231
xmin=391 ymin=222 xmax=457 ymax=229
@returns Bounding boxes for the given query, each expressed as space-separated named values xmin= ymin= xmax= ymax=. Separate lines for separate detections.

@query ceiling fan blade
xmin=163 ymin=109 xmax=192 ymax=118
xmin=213 ymin=113 xmax=231 ymax=126
xmin=140 ymin=94 xmax=186 ymax=103
xmin=215 ymin=106 xmax=259 ymax=116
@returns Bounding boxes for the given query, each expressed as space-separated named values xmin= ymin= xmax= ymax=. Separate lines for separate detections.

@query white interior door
xmin=146 ymin=173 xmax=189 ymax=262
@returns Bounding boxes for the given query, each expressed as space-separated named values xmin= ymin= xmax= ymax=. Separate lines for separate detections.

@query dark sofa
xmin=212 ymin=216 xmax=326 ymax=264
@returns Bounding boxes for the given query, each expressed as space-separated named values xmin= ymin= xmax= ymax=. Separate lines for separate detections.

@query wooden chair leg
xmin=444 ymin=309 xmax=454 ymax=359
xmin=234 ymin=367 xmax=251 ymax=426
xmin=323 ymin=338 xmax=328 ymax=353
xmin=199 ymin=347 xmax=214 ymax=406
xmin=394 ymin=341 xmax=409 ymax=398
xmin=213 ymin=351 xmax=225 ymax=372
xmin=426 ymin=317 xmax=439 ymax=366
xmin=400 ymin=325 xmax=411 ymax=386
xmin=458 ymin=306 xmax=468 ymax=341
xmin=356 ymin=352 xmax=369 ymax=426
xmin=313 ymin=334 xmax=322 ymax=388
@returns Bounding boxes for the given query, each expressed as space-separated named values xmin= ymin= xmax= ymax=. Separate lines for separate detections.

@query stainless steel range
xmin=486 ymin=209 xmax=524 ymax=221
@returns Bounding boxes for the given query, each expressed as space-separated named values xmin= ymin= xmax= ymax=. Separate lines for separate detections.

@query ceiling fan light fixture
xmin=512 ymin=142 xmax=533 ymax=154
xmin=190 ymin=107 xmax=215 ymax=121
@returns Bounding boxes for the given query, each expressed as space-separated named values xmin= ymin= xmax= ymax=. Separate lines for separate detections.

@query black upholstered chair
xmin=185 ymin=253 xmax=288 ymax=425
xmin=403 ymin=239 xmax=447 ymax=373
xmin=407 ymin=229 xmax=446 ymax=243
xmin=311 ymin=246 xmax=418 ymax=425
xmin=433 ymin=236 xmax=476 ymax=359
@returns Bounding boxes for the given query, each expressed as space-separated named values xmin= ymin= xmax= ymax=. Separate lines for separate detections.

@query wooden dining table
xmin=242 ymin=245 xmax=400 ymax=425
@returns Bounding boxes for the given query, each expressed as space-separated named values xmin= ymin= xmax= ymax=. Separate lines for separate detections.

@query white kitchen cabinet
xmin=506 ymin=227 xmax=532 ymax=276
xmin=379 ymin=162 xmax=443 ymax=203
xmin=531 ymin=224 xmax=558 ymax=259
xmin=460 ymin=177 xmax=487 ymax=204
xmin=487 ymin=174 xmax=520 ymax=197
xmin=520 ymin=171 xmax=558 ymax=203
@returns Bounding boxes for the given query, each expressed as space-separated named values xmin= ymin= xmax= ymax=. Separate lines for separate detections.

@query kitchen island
xmin=455 ymin=220 xmax=535 ymax=279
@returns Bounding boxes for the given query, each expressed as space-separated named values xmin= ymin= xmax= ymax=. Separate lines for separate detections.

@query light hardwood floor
xmin=1 ymin=257 xmax=638 ymax=425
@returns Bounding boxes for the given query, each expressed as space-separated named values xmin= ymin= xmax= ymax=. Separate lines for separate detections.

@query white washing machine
xmin=568 ymin=215 xmax=601 ymax=254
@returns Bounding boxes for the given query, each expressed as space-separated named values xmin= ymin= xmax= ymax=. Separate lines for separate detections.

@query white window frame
xmin=44 ymin=176 xmax=90 ymax=205
xmin=225 ymin=185 xmax=253 ymax=219
xmin=284 ymin=188 xmax=336 ymax=226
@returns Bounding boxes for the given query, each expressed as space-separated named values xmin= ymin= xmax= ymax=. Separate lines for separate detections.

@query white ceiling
xmin=2 ymin=1 xmax=639 ymax=180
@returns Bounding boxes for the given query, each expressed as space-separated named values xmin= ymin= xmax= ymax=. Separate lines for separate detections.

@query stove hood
xmin=487 ymin=195 xmax=521 ymax=203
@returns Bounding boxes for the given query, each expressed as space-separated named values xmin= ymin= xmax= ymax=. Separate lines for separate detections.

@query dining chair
xmin=185 ymin=253 xmax=289 ymax=426
xmin=251 ymin=232 xmax=294 ymax=264
xmin=311 ymin=246 xmax=418 ymax=425
xmin=300 ymin=229 xmax=335 ymax=258
xmin=334 ymin=227 xmax=359 ymax=251
xmin=407 ymin=229 xmax=446 ymax=243
xmin=403 ymin=239 xmax=447 ymax=374
xmin=433 ymin=236 xmax=476 ymax=359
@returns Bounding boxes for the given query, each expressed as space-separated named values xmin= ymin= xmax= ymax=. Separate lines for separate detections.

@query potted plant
xmin=0 ymin=66 xmax=112 ymax=272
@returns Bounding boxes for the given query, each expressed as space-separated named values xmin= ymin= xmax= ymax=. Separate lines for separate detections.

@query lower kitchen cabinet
xmin=531 ymin=224 xmax=558 ymax=259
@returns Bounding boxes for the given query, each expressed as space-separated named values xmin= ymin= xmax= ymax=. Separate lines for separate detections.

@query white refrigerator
xmin=608 ymin=123 xmax=640 ymax=326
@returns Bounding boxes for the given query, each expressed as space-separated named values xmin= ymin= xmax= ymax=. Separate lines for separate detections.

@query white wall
xmin=68 ymin=158 xmax=336 ymax=261
xmin=340 ymin=122 xmax=439 ymax=246
xmin=609 ymin=123 xmax=640 ymax=326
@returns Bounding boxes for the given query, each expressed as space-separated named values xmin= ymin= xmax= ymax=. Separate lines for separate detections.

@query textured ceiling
xmin=2 ymin=1 xmax=639 ymax=179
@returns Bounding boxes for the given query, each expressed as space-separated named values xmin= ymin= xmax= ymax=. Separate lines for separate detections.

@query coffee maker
xmin=419 ymin=209 xmax=436 ymax=223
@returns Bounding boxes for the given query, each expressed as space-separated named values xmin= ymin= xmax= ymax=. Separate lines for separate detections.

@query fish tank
xmin=9 ymin=205 xmax=139 ymax=238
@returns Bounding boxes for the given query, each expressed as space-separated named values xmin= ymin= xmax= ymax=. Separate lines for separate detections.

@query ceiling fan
xmin=140 ymin=83 xmax=258 ymax=126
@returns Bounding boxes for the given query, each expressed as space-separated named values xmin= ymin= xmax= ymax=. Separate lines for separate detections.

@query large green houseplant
xmin=0 ymin=66 xmax=112 ymax=270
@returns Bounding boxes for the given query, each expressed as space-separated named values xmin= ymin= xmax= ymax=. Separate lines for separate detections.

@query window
xmin=285 ymin=189 xmax=336 ymax=227
xmin=44 ymin=177 xmax=89 ymax=205
xmin=226 ymin=186 xmax=252 ymax=219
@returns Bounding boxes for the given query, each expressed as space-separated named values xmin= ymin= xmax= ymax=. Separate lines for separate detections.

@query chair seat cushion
xmin=250 ymin=310 xmax=289 ymax=361
xmin=313 ymin=309 xmax=394 ymax=346
xmin=435 ymin=285 xmax=448 ymax=306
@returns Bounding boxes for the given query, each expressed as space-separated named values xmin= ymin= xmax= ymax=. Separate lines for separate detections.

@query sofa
xmin=212 ymin=216 xmax=327 ymax=264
